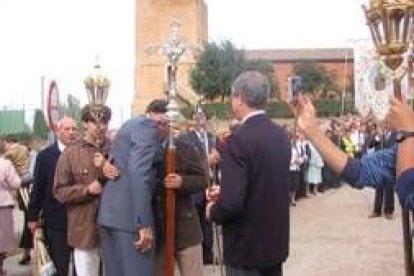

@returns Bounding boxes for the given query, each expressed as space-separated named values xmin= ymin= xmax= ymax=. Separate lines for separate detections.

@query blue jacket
xmin=98 ymin=116 xmax=164 ymax=232
xmin=340 ymin=145 xmax=414 ymax=210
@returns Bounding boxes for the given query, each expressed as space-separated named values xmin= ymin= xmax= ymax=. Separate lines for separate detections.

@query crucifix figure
xmin=163 ymin=21 xmax=186 ymax=98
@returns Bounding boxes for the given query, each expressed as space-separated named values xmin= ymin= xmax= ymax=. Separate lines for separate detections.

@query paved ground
xmin=5 ymin=185 xmax=405 ymax=275
xmin=284 ymin=185 xmax=404 ymax=276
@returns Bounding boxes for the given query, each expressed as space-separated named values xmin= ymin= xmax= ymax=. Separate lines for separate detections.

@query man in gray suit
xmin=98 ymin=99 xmax=169 ymax=276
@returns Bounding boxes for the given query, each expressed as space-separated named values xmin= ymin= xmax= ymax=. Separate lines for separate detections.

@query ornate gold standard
xmin=363 ymin=1 xmax=414 ymax=275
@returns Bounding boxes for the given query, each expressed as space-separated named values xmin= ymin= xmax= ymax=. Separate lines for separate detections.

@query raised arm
xmin=294 ymin=95 xmax=396 ymax=189
xmin=388 ymin=98 xmax=414 ymax=208
xmin=294 ymin=96 xmax=349 ymax=174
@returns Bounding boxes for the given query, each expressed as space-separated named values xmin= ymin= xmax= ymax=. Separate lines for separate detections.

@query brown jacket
xmin=155 ymin=138 xmax=208 ymax=251
xmin=53 ymin=139 xmax=108 ymax=250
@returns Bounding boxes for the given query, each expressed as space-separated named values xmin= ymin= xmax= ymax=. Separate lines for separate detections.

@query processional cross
xmin=147 ymin=20 xmax=190 ymax=276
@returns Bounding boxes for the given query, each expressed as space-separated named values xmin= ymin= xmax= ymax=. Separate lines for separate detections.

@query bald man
xmin=28 ymin=117 xmax=78 ymax=276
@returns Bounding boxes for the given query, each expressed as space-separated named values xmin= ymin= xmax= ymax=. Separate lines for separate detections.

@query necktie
xmin=198 ymin=131 xmax=209 ymax=157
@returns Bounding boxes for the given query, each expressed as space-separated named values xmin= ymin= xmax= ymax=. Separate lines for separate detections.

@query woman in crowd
xmin=0 ymin=154 xmax=22 ymax=275
xmin=305 ymin=141 xmax=324 ymax=194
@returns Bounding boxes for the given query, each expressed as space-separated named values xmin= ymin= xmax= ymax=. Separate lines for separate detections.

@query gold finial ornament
xmin=84 ymin=60 xmax=111 ymax=122
xmin=363 ymin=0 xmax=414 ymax=70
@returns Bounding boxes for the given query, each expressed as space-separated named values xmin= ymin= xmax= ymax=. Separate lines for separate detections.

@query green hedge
xmin=182 ymin=99 xmax=355 ymax=119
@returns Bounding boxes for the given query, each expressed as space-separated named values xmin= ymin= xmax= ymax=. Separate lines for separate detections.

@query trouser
xmin=0 ymin=253 xmax=6 ymax=275
xmin=19 ymin=207 xmax=33 ymax=250
xmin=155 ymin=244 xmax=203 ymax=276
xmin=296 ymin=168 xmax=307 ymax=199
xmin=99 ymin=226 xmax=154 ymax=276
xmin=73 ymin=247 xmax=100 ymax=276
xmin=226 ymin=264 xmax=282 ymax=276
xmin=373 ymin=187 xmax=395 ymax=215
xmin=44 ymin=227 xmax=73 ymax=276
xmin=195 ymin=201 xmax=213 ymax=264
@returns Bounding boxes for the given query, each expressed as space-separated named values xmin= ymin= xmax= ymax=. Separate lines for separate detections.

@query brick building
xmin=244 ymin=48 xmax=354 ymax=100
xmin=133 ymin=1 xmax=413 ymax=115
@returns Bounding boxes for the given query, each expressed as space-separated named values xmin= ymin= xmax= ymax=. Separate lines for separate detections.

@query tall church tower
xmin=132 ymin=0 xmax=208 ymax=115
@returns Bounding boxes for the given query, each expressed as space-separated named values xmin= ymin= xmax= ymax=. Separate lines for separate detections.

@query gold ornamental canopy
xmin=363 ymin=0 xmax=414 ymax=70
xmin=84 ymin=61 xmax=110 ymax=122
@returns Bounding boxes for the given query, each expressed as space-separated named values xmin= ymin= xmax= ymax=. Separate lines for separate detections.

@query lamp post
xmin=84 ymin=60 xmax=111 ymax=122
xmin=363 ymin=1 xmax=414 ymax=275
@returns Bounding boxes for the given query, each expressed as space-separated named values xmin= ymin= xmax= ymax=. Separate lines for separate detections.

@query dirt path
xmin=284 ymin=185 xmax=404 ymax=276
xmin=5 ymin=186 xmax=405 ymax=276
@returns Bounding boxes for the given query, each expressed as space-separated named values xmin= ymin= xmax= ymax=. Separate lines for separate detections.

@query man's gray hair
xmin=231 ymin=71 xmax=270 ymax=109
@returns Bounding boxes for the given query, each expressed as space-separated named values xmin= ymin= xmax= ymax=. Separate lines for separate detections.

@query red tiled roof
xmin=244 ymin=48 xmax=354 ymax=62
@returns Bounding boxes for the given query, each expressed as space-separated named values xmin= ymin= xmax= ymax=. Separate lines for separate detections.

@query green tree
xmin=190 ymin=41 xmax=223 ymax=101
xmin=190 ymin=40 xmax=275 ymax=101
xmin=216 ymin=41 xmax=245 ymax=100
xmin=292 ymin=61 xmax=338 ymax=98
xmin=33 ymin=109 xmax=49 ymax=139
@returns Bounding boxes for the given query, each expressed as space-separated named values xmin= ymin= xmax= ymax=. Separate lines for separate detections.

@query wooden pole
xmin=402 ymin=208 xmax=413 ymax=276
xmin=165 ymin=142 xmax=176 ymax=276
xmin=394 ymin=78 xmax=413 ymax=276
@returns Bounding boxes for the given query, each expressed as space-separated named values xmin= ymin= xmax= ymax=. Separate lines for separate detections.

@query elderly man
xmin=28 ymin=117 xmax=78 ymax=276
xmin=206 ymin=71 xmax=291 ymax=276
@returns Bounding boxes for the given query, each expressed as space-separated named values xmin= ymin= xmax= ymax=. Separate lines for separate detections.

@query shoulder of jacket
xmin=63 ymin=140 xmax=82 ymax=153
xmin=0 ymin=157 xmax=13 ymax=167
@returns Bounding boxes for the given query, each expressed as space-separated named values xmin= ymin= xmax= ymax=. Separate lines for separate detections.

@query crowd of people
xmin=285 ymin=112 xmax=397 ymax=218
xmin=0 ymin=70 xmax=414 ymax=276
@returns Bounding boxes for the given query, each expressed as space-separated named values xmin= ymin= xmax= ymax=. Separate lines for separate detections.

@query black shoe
xmin=18 ymin=255 xmax=30 ymax=266
xmin=368 ymin=212 xmax=381 ymax=219
xmin=203 ymin=255 xmax=213 ymax=265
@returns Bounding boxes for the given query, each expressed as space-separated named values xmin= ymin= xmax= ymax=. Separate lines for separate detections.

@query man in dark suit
xmin=180 ymin=110 xmax=220 ymax=264
xmin=27 ymin=117 xmax=78 ymax=276
xmin=207 ymin=71 xmax=291 ymax=276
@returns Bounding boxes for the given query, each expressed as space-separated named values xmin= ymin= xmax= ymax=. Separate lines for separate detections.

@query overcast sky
xmin=0 ymin=0 xmax=371 ymax=126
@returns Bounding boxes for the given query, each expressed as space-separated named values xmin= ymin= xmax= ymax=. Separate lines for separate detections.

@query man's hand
xmin=134 ymin=227 xmax=153 ymax=253
xmin=290 ymin=95 xmax=319 ymax=136
xmin=206 ymin=185 xmax=220 ymax=203
xmin=205 ymin=201 xmax=215 ymax=221
xmin=28 ymin=221 xmax=40 ymax=234
xmin=93 ymin=152 xmax=106 ymax=168
xmin=102 ymin=160 xmax=120 ymax=180
xmin=87 ymin=180 xmax=102 ymax=195
xmin=388 ymin=97 xmax=414 ymax=132
xmin=164 ymin=173 xmax=182 ymax=189
xmin=207 ymin=148 xmax=221 ymax=166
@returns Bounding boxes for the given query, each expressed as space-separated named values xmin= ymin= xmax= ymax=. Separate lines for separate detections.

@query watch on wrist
xmin=395 ymin=131 xmax=414 ymax=143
